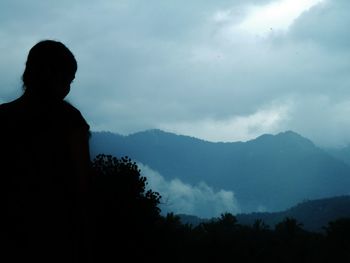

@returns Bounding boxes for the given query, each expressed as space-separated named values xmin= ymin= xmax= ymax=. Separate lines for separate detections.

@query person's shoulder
xmin=0 ymin=102 xmax=7 ymax=118
xmin=0 ymin=99 xmax=17 ymax=109
xmin=61 ymin=100 xmax=82 ymax=115
xmin=61 ymin=100 xmax=90 ymax=131
xmin=0 ymin=99 xmax=25 ymax=134
xmin=0 ymin=99 xmax=22 ymax=115
xmin=0 ymin=102 xmax=7 ymax=112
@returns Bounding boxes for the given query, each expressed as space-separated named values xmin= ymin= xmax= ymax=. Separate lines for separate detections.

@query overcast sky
xmin=1 ymin=0 xmax=350 ymax=147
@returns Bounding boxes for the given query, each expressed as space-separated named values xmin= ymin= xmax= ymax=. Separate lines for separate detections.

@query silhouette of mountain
xmin=90 ymin=129 xmax=350 ymax=212
xmin=236 ymin=195 xmax=350 ymax=232
xmin=326 ymin=145 xmax=350 ymax=166
xmin=178 ymin=195 xmax=350 ymax=233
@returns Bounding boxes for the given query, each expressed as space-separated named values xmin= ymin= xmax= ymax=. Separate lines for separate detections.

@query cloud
xmin=159 ymin=101 xmax=291 ymax=142
xmin=288 ymin=0 xmax=350 ymax=49
xmin=237 ymin=0 xmax=325 ymax=36
xmin=283 ymin=95 xmax=350 ymax=147
xmin=139 ymin=163 xmax=240 ymax=218
xmin=2 ymin=0 xmax=350 ymax=147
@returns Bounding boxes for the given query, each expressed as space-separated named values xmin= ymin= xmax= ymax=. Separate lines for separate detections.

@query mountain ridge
xmin=95 ymin=129 xmax=312 ymax=145
xmin=90 ymin=129 xmax=350 ymax=213
xmin=178 ymin=195 xmax=350 ymax=233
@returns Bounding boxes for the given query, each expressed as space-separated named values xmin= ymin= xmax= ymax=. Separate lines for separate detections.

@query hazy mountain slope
xmin=178 ymin=195 xmax=350 ymax=233
xmin=236 ymin=195 xmax=350 ymax=232
xmin=90 ymin=129 xmax=350 ymax=212
xmin=327 ymin=145 xmax=350 ymax=166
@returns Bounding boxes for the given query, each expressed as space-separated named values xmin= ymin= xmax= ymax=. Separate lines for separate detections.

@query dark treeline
xmin=86 ymin=154 xmax=350 ymax=262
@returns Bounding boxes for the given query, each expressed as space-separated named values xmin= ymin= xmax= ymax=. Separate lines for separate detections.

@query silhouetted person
xmin=0 ymin=40 xmax=92 ymax=262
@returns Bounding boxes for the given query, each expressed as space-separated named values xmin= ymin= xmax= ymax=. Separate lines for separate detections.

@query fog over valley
xmin=90 ymin=129 xmax=350 ymax=218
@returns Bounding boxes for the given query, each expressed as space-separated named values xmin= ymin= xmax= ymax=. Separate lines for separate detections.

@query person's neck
xmin=22 ymin=90 xmax=64 ymax=106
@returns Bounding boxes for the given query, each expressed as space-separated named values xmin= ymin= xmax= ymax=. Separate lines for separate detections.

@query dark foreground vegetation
xmin=88 ymin=154 xmax=350 ymax=262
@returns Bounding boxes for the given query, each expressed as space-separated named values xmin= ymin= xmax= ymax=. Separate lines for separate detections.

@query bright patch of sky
xmin=238 ymin=0 xmax=326 ymax=36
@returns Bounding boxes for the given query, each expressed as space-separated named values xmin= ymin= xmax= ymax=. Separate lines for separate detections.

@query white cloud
xmin=284 ymin=95 xmax=350 ymax=148
xmin=159 ymin=102 xmax=291 ymax=142
xmin=139 ymin=163 xmax=240 ymax=218
xmin=237 ymin=0 xmax=325 ymax=36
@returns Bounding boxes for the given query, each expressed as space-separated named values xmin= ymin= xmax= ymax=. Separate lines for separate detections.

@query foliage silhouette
xmin=275 ymin=217 xmax=304 ymax=239
xmin=2 ymin=150 xmax=350 ymax=263
xmin=91 ymin=154 xmax=161 ymax=222
xmin=90 ymin=154 xmax=162 ymax=261
xmin=323 ymin=218 xmax=350 ymax=261
xmin=84 ymin=154 xmax=350 ymax=262
xmin=253 ymin=218 xmax=270 ymax=232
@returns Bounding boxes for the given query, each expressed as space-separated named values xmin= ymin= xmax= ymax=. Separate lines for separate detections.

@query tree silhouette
xmin=90 ymin=154 xmax=162 ymax=261
xmin=252 ymin=218 xmax=270 ymax=233
xmin=218 ymin=212 xmax=238 ymax=228
xmin=325 ymin=218 xmax=350 ymax=242
xmin=324 ymin=218 xmax=350 ymax=261
xmin=275 ymin=217 xmax=304 ymax=239
xmin=72 ymin=153 xmax=350 ymax=262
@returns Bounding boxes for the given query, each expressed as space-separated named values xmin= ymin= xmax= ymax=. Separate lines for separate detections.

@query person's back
xmin=0 ymin=40 xmax=91 ymax=262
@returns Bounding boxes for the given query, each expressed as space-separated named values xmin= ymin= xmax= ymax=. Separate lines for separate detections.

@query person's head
xmin=22 ymin=40 xmax=77 ymax=100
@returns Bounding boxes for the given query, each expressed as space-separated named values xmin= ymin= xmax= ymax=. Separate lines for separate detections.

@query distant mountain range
xmin=179 ymin=195 xmax=350 ymax=233
xmin=327 ymin=145 xmax=350 ymax=166
xmin=90 ymin=129 xmax=350 ymax=213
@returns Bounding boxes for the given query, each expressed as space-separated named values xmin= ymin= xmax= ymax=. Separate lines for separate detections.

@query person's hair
xmin=22 ymin=40 xmax=77 ymax=93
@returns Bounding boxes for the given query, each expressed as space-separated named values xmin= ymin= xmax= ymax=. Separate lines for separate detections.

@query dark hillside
xmin=90 ymin=130 xmax=350 ymax=212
